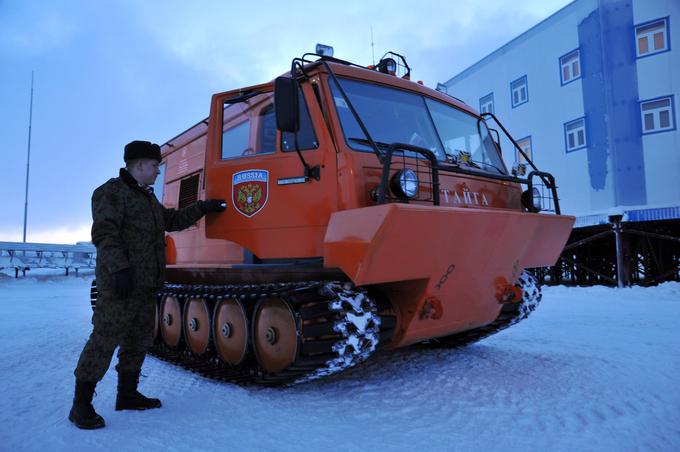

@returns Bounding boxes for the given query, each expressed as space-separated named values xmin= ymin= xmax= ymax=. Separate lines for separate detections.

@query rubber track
xmin=148 ymin=280 xmax=394 ymax=386
xmin=425 ymin=271 xmax=542 ymax=348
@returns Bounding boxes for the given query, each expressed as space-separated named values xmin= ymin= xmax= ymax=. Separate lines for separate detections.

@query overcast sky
xmin=0 ymin=0 xmax=571 ymax=244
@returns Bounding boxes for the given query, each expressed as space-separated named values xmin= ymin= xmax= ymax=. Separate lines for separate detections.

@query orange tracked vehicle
xmin=91 ymin=51 xmax=575 ymax=385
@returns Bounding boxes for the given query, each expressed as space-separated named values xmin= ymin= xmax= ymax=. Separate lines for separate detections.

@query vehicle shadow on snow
xmin=258 ymin=341 xmax=602 ymax=403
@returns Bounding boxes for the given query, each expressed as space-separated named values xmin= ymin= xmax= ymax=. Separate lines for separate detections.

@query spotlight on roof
xmin=315 ymin=44 xmax=334 ymax=57
xmin=378 ymin=57 xmax=397 ymax=76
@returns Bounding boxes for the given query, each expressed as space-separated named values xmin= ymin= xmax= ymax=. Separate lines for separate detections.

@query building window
xmin=640 ymin=96 xmax=675 ymax=134
xmin=559 ymin=49 xmax=581 ymax=85
xmin=510 ymin=76 xmax=528 ymax=108
xmin=564 ymin=118 xmax=586 ymax=152
xmin=516 ymin=136 xmax=532 ymax=164
xmin=635 ymin=18 xmax=670 ymax=58
xmin=479 ymin=93 xmax=494 ymax=114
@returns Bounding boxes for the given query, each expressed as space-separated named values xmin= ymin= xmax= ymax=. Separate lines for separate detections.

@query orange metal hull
xmin=160 ymin=60 xmax=575 ymax=352
xmin=324 ymin=204 xmax=575 ymax=347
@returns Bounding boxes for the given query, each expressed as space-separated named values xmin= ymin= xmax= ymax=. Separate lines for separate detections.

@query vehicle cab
xmin=202 ymin=53 xmax=554 ymax=262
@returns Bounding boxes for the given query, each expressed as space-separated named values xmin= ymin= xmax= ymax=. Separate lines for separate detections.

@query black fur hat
xmin=124 ymin=140 xmax=162 ymax=162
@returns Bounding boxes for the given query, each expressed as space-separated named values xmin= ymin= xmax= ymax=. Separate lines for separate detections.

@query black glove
xmin=199 ymin=199 xmax=227 ymax=214
xmin=112 ymin=269 xmax=133 ymax=298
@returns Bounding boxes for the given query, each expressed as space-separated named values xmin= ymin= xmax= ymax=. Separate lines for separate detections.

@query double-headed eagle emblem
xmin=236 ymin=183 xmax=263 ymax=214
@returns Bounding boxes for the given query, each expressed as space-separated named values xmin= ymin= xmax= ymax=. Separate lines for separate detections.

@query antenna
xmin=23 ymin=71 xmax=34 ymax=243
xmin=371 ymin=26 xmax=375 ymax=66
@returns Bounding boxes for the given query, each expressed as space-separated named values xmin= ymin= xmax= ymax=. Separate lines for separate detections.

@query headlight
xmin=390 ymin=169 xmax=419 ymax=199
xmin=522 ymin=187 xmax=542 ymax=212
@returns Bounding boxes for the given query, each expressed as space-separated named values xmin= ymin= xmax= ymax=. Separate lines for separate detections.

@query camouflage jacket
xmin=92 ymin=168 xmax=204 ymax=290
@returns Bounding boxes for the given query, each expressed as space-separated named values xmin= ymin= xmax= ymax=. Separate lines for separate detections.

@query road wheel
xmin=252 ymin=297 xmax=299 ymax=374
xmin=160 ymin=295 xmax=182 ymax=348
xmin=213 ymin=299 xmax=248 ymax=365
xmin=184 ymin=298 xmax=210 ymax=355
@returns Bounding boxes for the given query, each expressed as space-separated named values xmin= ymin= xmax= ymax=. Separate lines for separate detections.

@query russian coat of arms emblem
xmin=232 ymin=170 xmax=269 ymax=217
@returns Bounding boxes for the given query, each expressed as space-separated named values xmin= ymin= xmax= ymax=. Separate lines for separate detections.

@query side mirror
xmin=275 ymin=77 xmax=299 ymax=133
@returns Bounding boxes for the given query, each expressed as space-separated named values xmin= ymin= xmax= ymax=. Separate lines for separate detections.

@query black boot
xmin=69 ymin=380 xmax=105 ymax=429
xmin=115 ymin=372 xmax=162 ymax=411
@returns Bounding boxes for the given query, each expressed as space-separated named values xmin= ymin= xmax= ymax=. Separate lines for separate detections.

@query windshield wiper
xmin=349 ymin=138 xmax=441 ymax=159
xmin=470 ymin=159 xmax=505 ymax=175
xmin=348 ymin=137 xmax=392 ymax=149
xmin=223 ymin=89 xmax=263 ymax=105
xmin=349 ymin=137 xmax=504 ymax=174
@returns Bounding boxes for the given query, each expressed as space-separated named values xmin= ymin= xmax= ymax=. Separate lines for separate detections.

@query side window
xmin=257 ymin=105 xmax=277 ymax=154
xmin=635 ymin=18 xmax=669 ymax=58
xmin=153 ymin=162 xmax=166 ymax=202
xmin=564 ymin=118 xmax=587 ymax=152
xmin=221 ymin=120 xmax=250 ymax=159
xmin=221 ymin=92 xmax=276 ymax=159
xmin=560 ymin=49 xmax=581 ymax=85
xmin=281 ymin=87 xmax=319 ymax=152
xmin=219 ymin=89 xmax=317 ymax=158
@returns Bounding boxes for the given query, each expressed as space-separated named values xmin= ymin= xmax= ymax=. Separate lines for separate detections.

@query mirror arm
xmin=275 ymin=72 xmax=319 ymax=182
xmin=291 ymin=128 xmax=320 ymax=181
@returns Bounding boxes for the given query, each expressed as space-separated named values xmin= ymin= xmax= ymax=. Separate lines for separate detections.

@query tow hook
xmin=495 ymin=277 xmax=523 ymax=304
xmin=419 ymin=297 xmax=444 ymax=320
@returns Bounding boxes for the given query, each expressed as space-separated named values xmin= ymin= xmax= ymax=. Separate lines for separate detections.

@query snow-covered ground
xmin=0 ymin=274 xmax=678 ymax=452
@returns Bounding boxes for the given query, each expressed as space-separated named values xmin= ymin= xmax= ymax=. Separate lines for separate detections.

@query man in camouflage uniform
xmin=69 ymin=140 xmax=225 ymax=429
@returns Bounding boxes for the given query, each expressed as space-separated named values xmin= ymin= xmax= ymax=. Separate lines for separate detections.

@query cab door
xmin=204 ymin=81 xmax=337 ymax=259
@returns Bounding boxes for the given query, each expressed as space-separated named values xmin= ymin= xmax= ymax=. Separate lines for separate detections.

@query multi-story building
xmin=440 ymin=0 xmax=679 ymax=285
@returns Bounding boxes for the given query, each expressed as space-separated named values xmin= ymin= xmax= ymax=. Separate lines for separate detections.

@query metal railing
xmin=378 ymin=143 xmax=440 ymax=205
xmin=0 ymin=241 xmax=96 ymax=277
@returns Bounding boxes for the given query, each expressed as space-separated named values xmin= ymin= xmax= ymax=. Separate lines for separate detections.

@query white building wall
xmin=634 ymin=0 xmax=680 ymax=208
xmin=442 ymin=0 xmax=679 ymax=223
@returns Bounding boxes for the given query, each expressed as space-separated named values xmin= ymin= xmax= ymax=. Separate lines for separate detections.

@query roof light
xmin=378 ymin=57 xmax=397 ymax=76
xmin=315 ymin=44 xmax=334 ymax=57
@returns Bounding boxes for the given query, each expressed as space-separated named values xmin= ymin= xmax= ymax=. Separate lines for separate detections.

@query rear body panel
xmin=160 ymin=122 xmax=244 ymax=266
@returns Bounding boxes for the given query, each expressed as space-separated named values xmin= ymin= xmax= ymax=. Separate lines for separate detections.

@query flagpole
xmin=23 ymin=71 xmax=34 ymax=243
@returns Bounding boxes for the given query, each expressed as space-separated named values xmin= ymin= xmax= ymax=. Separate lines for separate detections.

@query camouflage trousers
xmin=74 ymin=287 xmax=157 ymax=382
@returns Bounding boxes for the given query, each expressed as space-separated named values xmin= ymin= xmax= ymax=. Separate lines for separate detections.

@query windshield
xmin=425 ymin=98 xmax=506 ymax=174
xmin=330 ymin=78 xmax=444 ymax=159
xmin=330 ymin=77 xmax=506 ymax=174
